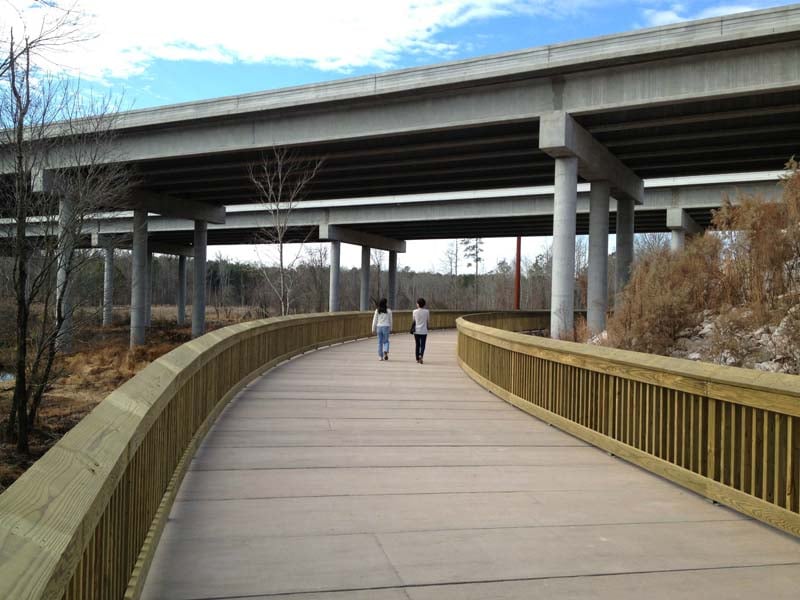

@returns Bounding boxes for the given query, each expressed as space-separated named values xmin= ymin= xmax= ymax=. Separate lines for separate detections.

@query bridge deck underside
xmin=142 ymin=332 xmax=800 ymax=599
xmin=128 ymin=88 xmax=800 ymax=208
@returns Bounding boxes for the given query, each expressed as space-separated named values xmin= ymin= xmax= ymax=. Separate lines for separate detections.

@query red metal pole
xmin=514 ymin=236 xmax=521 ymax=310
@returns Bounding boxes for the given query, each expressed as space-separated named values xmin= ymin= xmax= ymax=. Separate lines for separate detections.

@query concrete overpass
xmin=4 ymin=4 xmax=800 ymax=342
xmin=5 ymin=172 xmax=781 ymax=333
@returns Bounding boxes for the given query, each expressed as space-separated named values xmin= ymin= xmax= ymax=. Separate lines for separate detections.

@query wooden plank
xmin=707 ymin=399 xmax=717 ymax=482
xmin=460 ymin=358 xmax=800 ymax=538
xmin=458 ymin=320 xmax=800 ymax=416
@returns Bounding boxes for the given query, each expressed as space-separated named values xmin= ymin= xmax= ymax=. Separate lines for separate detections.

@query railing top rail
xmin=457 ymin=313 xmax=800 ymax=417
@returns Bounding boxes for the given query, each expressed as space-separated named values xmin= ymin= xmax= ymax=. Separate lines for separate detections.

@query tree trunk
xmin=279 ymin=243 xmax=287 ymax=315
xmin=474 ymin=260 xmax=479 ymax=309
xmin=12 ymin=171 xmax=30 ymax=453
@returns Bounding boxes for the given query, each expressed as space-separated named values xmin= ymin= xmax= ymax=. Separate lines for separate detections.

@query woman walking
xmin=412 ymin=298 xmax=430 ymax=364
xmin=372 ymin=298 xmax=393 ymax=361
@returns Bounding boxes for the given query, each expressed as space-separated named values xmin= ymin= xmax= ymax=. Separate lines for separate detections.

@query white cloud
xmin=641 ymin=2 xmax=766 ymax=27
xmin=0 ymin=0 xmax=592 ymax=82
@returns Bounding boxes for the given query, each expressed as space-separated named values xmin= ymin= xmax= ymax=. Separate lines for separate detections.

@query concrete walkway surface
xmin=142 ymin=331 xmax=800 ymax=599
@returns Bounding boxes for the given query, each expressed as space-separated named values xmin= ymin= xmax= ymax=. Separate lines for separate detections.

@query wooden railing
xmin=457 ymin=312 xmax=800 ymax=537
xmin=0 ymin=310 xmax=469 ymax=600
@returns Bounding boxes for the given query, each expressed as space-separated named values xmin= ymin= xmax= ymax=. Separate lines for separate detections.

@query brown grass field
xmin=0 ymin=305 xmax=255 ymax=492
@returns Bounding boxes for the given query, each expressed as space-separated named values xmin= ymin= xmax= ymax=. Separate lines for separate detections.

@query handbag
xmin=409 ymin=320 xmax=416 ymax=335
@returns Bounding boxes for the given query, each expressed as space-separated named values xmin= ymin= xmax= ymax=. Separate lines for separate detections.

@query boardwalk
xmin=142 ymin=332 xmax=800 ymax=599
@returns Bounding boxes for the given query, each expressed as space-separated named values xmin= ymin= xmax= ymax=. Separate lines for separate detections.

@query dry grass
xmin=608 ymin=160 xmax=800 ymax=367
xmin=608 ymin=235 xmax=722 ymax=354
xmin=0 ymin=307 xmax=252 ymax=492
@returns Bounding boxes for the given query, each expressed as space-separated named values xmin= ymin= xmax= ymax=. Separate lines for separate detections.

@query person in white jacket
xmin=372 ymin=298 xmax=393 ymax=361
xmin=412 ymin=297 xmax=430 ymax=364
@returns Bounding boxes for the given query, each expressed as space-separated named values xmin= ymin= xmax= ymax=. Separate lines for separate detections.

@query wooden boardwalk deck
xmin=142 ymin=331 xmax=800 ymax=599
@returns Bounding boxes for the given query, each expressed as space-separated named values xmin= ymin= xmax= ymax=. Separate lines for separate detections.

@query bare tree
xmin=0 ymin=1 xmax=86 ymax=81
xmin=440 ymin=241 xmax=460 ymax=308
xmin=300 ymin=244 xmax=329 ymax=312
xmin=635 ymin=232 xmax=670 ymax=256
xmin=371 ymin=248 xmax=384 ymax=303
xmin=250 ymin=147 xmax=322 ymax=315
xmin=1 ymin=25 xmax=131 ymax=453
xmin=210 ymin=251 xmax=233 ymax=321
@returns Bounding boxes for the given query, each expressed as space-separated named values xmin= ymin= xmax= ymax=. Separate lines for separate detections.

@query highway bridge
xmin=2 ymin=4 xmax=798 ymax=343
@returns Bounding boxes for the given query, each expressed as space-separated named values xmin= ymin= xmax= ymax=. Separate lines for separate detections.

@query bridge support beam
xmin=360 ymin=245 xmax=370 ymax=311
xmin=102 ymin=243 xmax=115 ymax=327
xmin=615 ymin=198 xmax=635 ymax=296
xmin=128 ymin=189 xmax=226 ymax=224
xmin=130 ymin=209 xmax=148 ymax=347
xmin=667 ymin=207 xmax=702 ymax=253
xmin=192 ymin=220 xmax=207 ymax=338
xmin=319 ymin=224 xmax=405 ymax=253
xmin=588 ymin=181 xmax=610 ymax=336
xmin=550 ymin=156 xmax=579 ymax=339
xmin=56 ymin=197 xmax=74 ymax=352
xmin=177 ymin=255 xmax=187 ymax=326
xmin=388 ymin=250 xmax=398 ymax=309
xmin=329 ymin=241 xmax=340 ymax=312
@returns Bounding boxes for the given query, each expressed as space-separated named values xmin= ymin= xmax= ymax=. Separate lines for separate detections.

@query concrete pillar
xmin=615 ymin=198 xmax=635 ymax=296
xmin=56 ymin=197 xmax=74 ymax=351
xmin=102 ymin=244 xmax=114 ymax=327
xmin=514 ymin=237 xmax=521 ymax=310
xmin=388 ymin=251 xmax=398 ymax=309
xmin=587 ymin=181 xmax=610 ymax=335
xmin=177 ymin=255 xmax=187 ymax=326
xmin=360 ymin=245 xmax=370 ymax=311
xmin=550 ymin=156 xmax=579 ymax=340
xmin=144 ymin=252 xmax=153 ymax=327
xmin=667 ymin=208 xmax=701 ymax=254
xmin=670 ymin=229 xmax=686 ymax=253
xmin=130 ymin=209 xmax=148 ymax=347
xmin=192 ymin=220 xmax=207 ymax=338
xmin=328 ymin=241 xmax=340 ymax=312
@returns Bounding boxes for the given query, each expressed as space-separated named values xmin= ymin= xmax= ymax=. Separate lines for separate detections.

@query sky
xmin=2 ymin=0 xmax=793 ymax=271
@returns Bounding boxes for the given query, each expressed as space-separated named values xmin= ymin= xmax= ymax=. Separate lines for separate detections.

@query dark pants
xmin=414 ymin=334 xmax=427 ymax=359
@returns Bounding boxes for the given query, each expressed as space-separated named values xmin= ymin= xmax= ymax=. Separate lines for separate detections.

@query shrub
xmin=607 ymin=235 xmax=721 ymax=354
xmin=608 ymin=160 xmax=800 ymax=361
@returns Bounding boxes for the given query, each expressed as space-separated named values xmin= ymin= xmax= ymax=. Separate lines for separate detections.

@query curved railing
xmin=0 ymin=310 xmax=471 ymax=600
xmin=457 ymin=312 xmax=800 ymax=537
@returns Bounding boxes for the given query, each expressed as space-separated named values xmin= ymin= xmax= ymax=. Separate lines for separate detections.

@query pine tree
xmin=460 ymin=238 xmax=484 ymax=308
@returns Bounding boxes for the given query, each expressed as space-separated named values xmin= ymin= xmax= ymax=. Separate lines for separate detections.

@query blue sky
xmin=4 ymin=0 xmax=793 ymax=270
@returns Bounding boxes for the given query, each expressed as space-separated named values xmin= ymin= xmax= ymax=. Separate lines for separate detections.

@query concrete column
xmin=56 ymin=197 xmax=74 ymax=351
xmin=388 ymin=251 xmax=398 ymax=309
xmin=550 ymin=156 xmax=579 ymax=340
xmin=670 ymin=229 xmax=686 ymax=253
xmin=514 ymin=237 xmax=521 ymax=310
xmin=615 ymin=198 xmax=635 ymax=296
xmin=177 ymin=255 xmax=187 ymax=326
xmin=192 ymin=220 xmax=207 ymax=338
xmin=102 ymin=244 xmax=114 ymax=327
xmin=144 ymin=252 xmax=153 ymax=327
xmin=587 ymin=181 xmax=610 ymax=335
xmin=328 ymin=241 xmax=340 ymax=312
xmin=130 ymin=209 xmax=148 ymax=347
xmin=667 ymin=208 xmax=701 ymax=254
xmin=360 ymin=245 xmax=370 ymax=311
